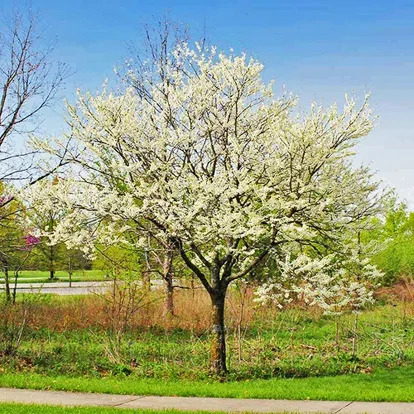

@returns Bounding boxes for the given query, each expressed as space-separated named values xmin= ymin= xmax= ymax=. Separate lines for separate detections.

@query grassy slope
xmin=0 ymin=366 xmax=413 ymax=402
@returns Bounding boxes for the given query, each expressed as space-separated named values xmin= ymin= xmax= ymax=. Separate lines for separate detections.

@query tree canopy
xmin=28 ymin=44 xmax=385 ymax=374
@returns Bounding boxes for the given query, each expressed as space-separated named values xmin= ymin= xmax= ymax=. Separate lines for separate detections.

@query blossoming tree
xmin=30 ymin=44 xmax=384 ymax=374
xmin=254 ymin=239 xmax=382 ymax=332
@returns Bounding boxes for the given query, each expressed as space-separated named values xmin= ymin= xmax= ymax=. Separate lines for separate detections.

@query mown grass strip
xmin=0 ymin=403 xmax=242 ymax=414
xmin=0 ymin=366 xmax=413 ymax=402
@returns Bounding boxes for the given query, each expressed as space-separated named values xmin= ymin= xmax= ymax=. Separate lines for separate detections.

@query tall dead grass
xmin=4 ymin=281 xmax=414 ymax=333
xmin=11 ymin=288 xmax=261 ymax=333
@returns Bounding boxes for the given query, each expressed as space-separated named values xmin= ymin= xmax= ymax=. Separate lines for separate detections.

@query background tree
xmin=63 ymin=247 xmax=91 ymax=286
xmin=0 ymin=8 xmax=68 ymax=214
xmin=93 ymin=243 xmax=142 ymax=280
xmin=26 ymin=201 xmax=66 ymax=280
xmin=0 ymin=182 xmax=37 ymax=302
xmin=363 ymin=200 xmax=414 ymax=284
xmin=30 ymin=44 xmax=384 ymax=375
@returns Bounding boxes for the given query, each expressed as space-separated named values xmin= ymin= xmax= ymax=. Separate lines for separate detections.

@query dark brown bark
xmin=4 ymin=266 xmax=11 ymax=302
xmin=210 ymin=288 xmax=228 ymax=375
xmin=49 ymin=244 xmax=55 ymax=280
xmin=143 ymin=250 xmax=151 ymax=291
xmin=68 ymin=255 xmax=73 ymax=288
xmin=164 ymin=274 xmax=174 ymax=316
xmin=163 ymin=249 xmax=174 ymax=316
xmin=12 ymin=270 xmax=18 ymax=304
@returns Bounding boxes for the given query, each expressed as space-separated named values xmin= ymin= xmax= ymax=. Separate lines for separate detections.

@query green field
xmin=0 ymin=270 xmax=108 ymax=283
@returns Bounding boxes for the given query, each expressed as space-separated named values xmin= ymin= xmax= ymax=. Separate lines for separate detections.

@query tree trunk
xmin=68 ymin=255 xmax=73 ymax=287
xmin=143 ymin=252 xmax=151 ymax=291
xmin=4 ymin=266 xmax=11 ymax=302
xmin=164 ymin=274 xmax=174 ymax=316
xmin=12 ymin=270 xmax=19 ymax=304
xmin=210 ymin=290 xmax=228 ymax=375
xmin=163 ymin=249 xmax=174 ymax=316
xmin=49 ymin=246 xmax=55 ymax=280
xmin=143 ymin=271 xmax=151 ymax=291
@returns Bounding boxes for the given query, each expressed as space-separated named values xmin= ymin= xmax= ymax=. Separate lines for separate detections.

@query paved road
xmin=0 ymin=388 xmax=413 ymax=413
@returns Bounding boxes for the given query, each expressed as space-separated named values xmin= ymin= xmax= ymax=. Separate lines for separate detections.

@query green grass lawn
xmin=0 ymin=366 xmax=413 ymax=402
xmin=0 ymin=404 xmax=249 ymax=414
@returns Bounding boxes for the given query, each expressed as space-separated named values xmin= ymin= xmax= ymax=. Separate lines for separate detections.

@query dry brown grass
xmin=375 ymin=277 xmax=414 ymax=319
xmin=7 ymin=287 xmax=265 ymax=333
xmin=5 ymin=280 xmax=413 ymax=333
xmin=376 ymin=277 xmax=414 ymax=301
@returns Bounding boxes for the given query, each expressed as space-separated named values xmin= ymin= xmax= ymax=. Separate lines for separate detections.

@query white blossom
xmin=27 ymin=44 xmax=385 ymax=297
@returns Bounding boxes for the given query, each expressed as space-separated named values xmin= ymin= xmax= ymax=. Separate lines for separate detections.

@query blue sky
xmin=3 ymin=0 xmax=414 ymax=205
